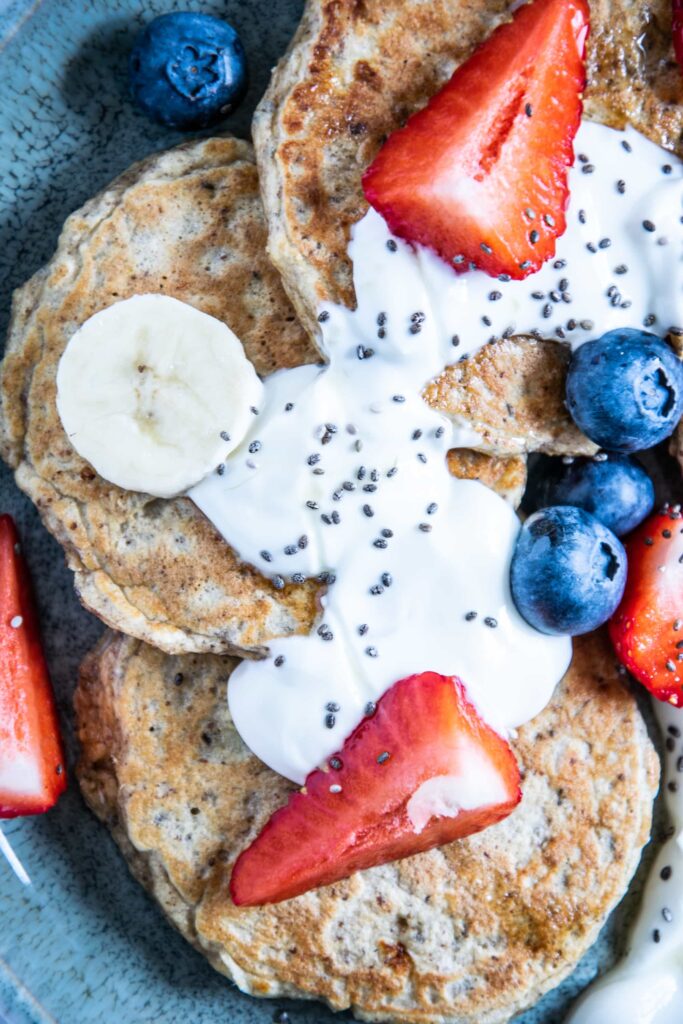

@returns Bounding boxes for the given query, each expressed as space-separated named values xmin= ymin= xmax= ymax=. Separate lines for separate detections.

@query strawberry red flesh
xmin=0 ymin=515 xmax=66 ymax=817
xmin=230 ymin=671 xmax=520 ymax=906
xmin=362 ymin=0 xmax=589 ymax=280
xmin=609 ymin=507 xmax=683 ymax=705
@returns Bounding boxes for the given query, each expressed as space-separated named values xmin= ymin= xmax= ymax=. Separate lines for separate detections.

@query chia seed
xmin=661 ymin=866 xmax=673 ymax=880
xmin=386 ymin=238 xmax=397 ymax=252
xmin=220 ymin=431 xmax=230 ymax=442
xmin=365 ymin=647 xmax=378 ymax=658
xmin=427 ymin=502 xmax=438 ymax=515
xmin=284 ymin=403 xmax=294 ymax=412
xmin=272 ymin=575 xmax=285 ymax=590
xmin=377 ymin=751 xmax=391 ymax=765
xmin=363 ymin=504 xmax=374 ymax=517
xmin=465 ymin=611 xmax=477 ymax=621
xmin=306 ymin=500 xmax=319 ymax=510
xmin=484 ymin=617 xmax=498 ymax=628
xmin=317 ymin=310 xmax=330 ymax=323
xmin=418 ymin=522 xmax=432 ymax=533
xmin=642 ymin=219 xmax=656 ymax=232
xmin=525 ymin=103 xmax=532 ymax=116
xmin=325 ymin=713 xmax=336 ymax=728
xmin=381 ymin=572 xmax=393 ymax=587
xmin=358 ymin=623 xmax=369 ymax=636
xmin=330 ymin=757 xmax=343 ymax=770
xmin=274 ymin=655 xmax=285 ymax=667
xmin=261 ymin=550 xmax=273 ymax=562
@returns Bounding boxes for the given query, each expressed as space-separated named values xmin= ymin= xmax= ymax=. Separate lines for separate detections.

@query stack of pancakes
xmin=2 ymin=1 xmax=681 ymax=1020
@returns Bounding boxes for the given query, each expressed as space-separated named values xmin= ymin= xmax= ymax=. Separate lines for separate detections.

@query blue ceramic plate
xmin=0 ymin=3 xmax=663 ymax=1022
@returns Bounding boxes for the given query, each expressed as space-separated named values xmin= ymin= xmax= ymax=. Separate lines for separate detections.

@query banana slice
xmin=56 ymin=294 xmax=263 ymax=498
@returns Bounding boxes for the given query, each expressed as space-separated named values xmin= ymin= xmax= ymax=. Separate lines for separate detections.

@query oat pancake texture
xmin=253 ymin=0 xmax=683 ymax=453
xmin=0 ymin=134 xmax=527 ymax=656
xmin=75 ymin=628 xmax=658 ymax=1024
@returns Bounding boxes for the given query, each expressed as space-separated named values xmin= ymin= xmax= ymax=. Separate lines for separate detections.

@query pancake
xmin=0 ymin=134 xmax=526 ymax=656
xmin=75 ymin=628 xmax=658 ymax=1024
xmin=252 ymin=0 xmax=683 ymax=451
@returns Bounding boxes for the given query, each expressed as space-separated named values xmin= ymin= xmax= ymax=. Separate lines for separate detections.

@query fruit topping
xmin=510 ymin=506 xmax=626 ymax=635
xmin=524 ymin=454 xmax=655 ymax=537
xmin=565 ymin=329 xmax=683 ymax=453
xmin=362 ymin=0 xmax=589 ymax=280
xmin=129 ymin=12 xmax=248 ymax=130
xmin=56 ymin=294 xmax=263 ymax=498
xmin=0 ymin=515 xmax=66 ymax=818
xmin=230 ymin=671 xmax=520 ymax=905
xmin=610 ymin=507 xmax=683 ymax=705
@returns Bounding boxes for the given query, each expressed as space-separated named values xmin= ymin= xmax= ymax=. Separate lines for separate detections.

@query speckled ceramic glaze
xmin=0 ymin=2 xmax=665 ymax=1022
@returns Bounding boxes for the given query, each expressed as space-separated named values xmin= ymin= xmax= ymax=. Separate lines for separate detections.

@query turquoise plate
xmin=0 ymin=2 xmax=663 ymax=1021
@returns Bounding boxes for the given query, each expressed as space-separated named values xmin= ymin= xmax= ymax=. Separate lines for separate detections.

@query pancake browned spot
xmin=75 ymin=628 xmax=658 ymax=1023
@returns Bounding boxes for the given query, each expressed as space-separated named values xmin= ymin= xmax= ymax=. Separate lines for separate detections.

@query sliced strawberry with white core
xmin=0 ymin=515 xmax=66 ymax=817
xmin=230 ymin=671 xmax=520 ymax=906
xmin=362 ymin=0 xmax=589 ymax=280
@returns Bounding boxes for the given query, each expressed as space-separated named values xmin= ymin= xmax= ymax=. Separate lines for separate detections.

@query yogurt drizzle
xmin=193 ymin=120 xmax=682 ymax=787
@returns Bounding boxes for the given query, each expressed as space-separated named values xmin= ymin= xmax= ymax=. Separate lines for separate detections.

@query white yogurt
xmin=567 ymin=701 xmax=683 ymax=1024
xmin=190 ymin=120 xmax=683 ymax=790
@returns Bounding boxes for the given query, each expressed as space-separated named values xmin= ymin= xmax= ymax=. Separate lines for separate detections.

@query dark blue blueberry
xmin=129 ymin=13 xmax=248 ymax=130
xmin=510 ymin=506 xmax=627 ymax=636
xmin=523 ymin=454 xmax=654 ymax=536
xmin=565 ymin=329 xmax=683 ymax=452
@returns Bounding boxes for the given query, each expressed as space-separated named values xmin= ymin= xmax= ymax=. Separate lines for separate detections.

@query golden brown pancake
xmin=0 ymin=134 xmax=525 ymax=656
xmin=75 ymin=628 xmax=658 ymax=1024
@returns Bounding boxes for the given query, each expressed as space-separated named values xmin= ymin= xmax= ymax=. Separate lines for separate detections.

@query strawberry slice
xmin=230 ymin=672 xmax=520 ymax=906
xmin=362 ymin=0 xmax=589 ymax=280
xmin=675 ymin=0 xmax=683 ymax=71
xmin=609 ymin=506 xmax=683 ymax=706
xmin=0 ymin=515 xmax=66 ymax=817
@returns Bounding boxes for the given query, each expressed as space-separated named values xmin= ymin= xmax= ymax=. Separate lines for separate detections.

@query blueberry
xmin=565 ymin=329 xmax=683 ymax=452
xmin=129 ymin=13 xmax=248 ymax=130
xmin=523 ymin=454 xmax=654 ymax=536
xmin=510 ymin=506 xmax=627 ymax=636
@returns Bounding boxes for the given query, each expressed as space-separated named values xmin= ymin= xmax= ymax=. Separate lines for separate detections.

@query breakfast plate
xmin=0 ymin=2 xmax=680 ymax=1023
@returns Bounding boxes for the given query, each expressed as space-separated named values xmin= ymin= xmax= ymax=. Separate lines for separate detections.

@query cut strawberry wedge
xmin=610 ymin=507 xmax=683 ymax=706
xmin=362 ymin=0 xmax=589 ymax=280
xmin=230 ymin=672 xmax=520 ymax=906
xmin=0 ymin=515 xmax=66 ymax=817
